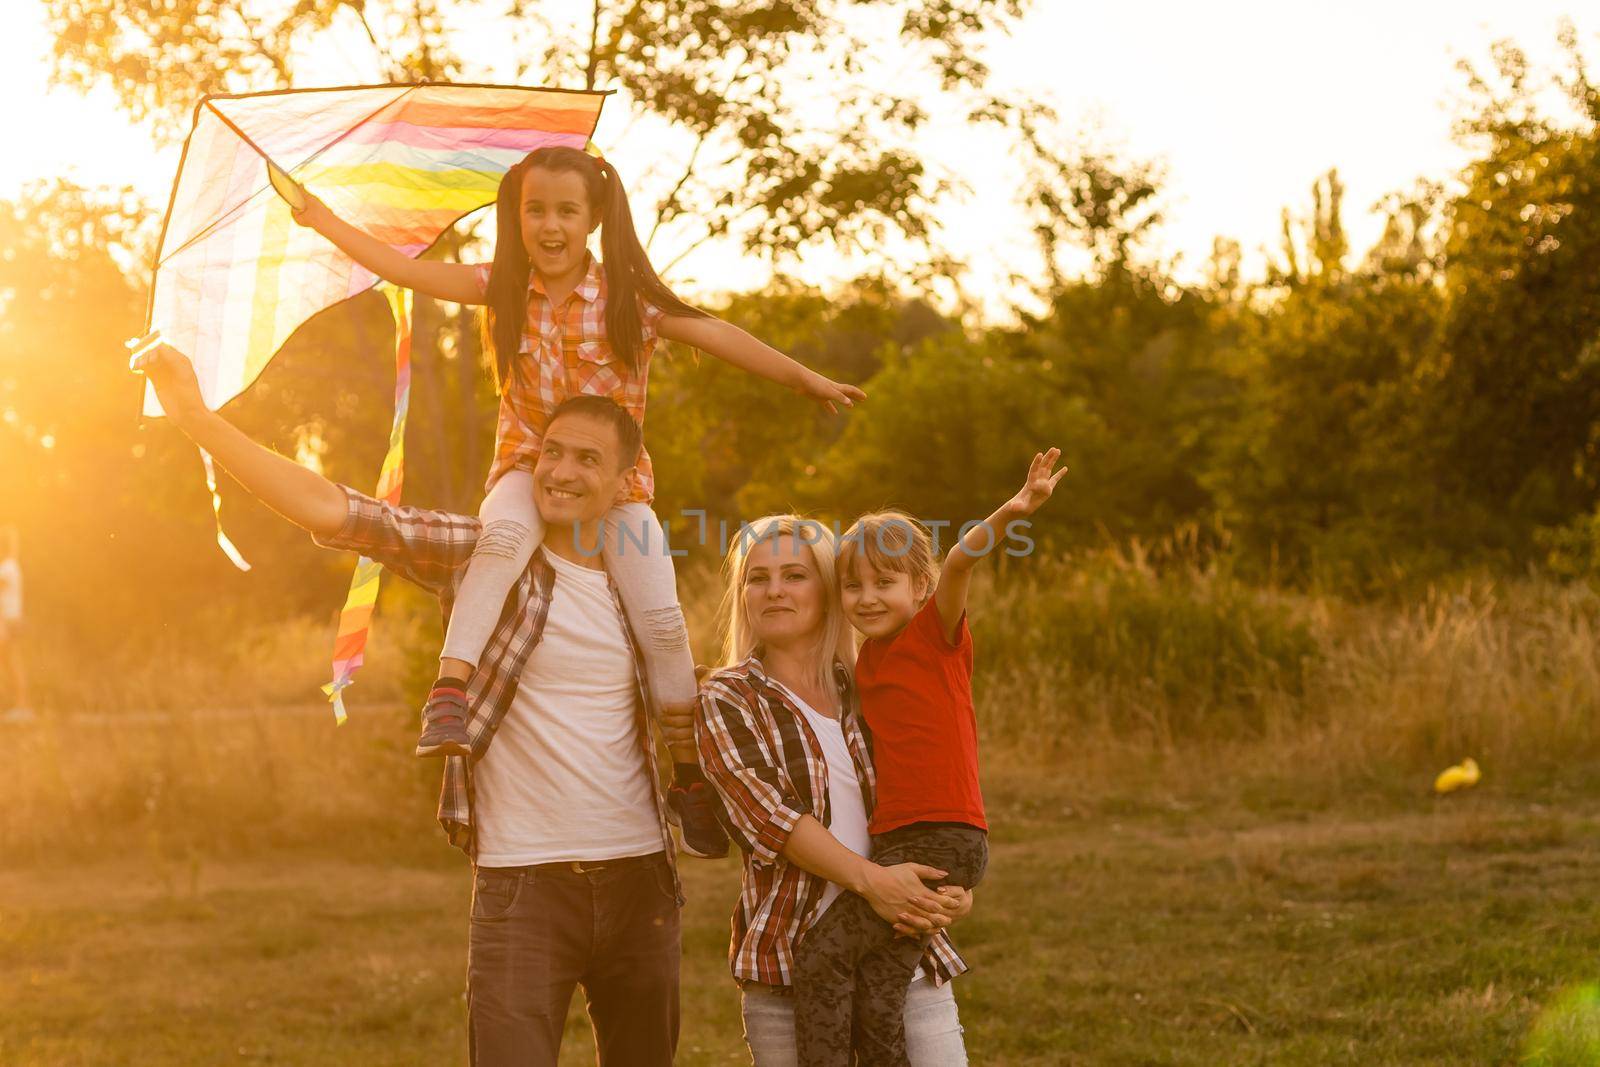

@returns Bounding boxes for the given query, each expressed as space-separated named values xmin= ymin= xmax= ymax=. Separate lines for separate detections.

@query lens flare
xmin=1524 ymin=983 xmax=1600 ymax=1066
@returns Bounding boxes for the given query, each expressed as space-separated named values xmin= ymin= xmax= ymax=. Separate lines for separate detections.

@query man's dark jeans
xmin=466 ymin=851 xmax=681 ymax=1066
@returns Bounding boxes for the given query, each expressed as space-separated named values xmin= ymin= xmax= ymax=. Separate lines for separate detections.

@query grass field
xmin=4 ymin=724 xmax=1600 ymax=1066
xmin=7 ymin=559 xmax=1600 ymax=1063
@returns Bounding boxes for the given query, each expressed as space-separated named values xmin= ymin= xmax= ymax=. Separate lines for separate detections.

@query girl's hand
xmin=796 ymin=370 xmax=866 ymax=415
xmin=287 ymin=190 xmax=332 ymax=233
xmin=1003 ymin=447 xmax=1068 ymax=517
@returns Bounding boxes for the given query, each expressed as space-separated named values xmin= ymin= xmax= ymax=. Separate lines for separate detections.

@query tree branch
xmin=655 ymin=201 xmax=766 ymax=279
xmin=221 ymin=0 xmax=292 ymax=85
xmin=645 ymin=48 xmax=754 ymax=251
xmin=647 ymin=132 xmax=708 ymax=249
xmin=347 ymin=1 xmax=387 ymax=70
xmin=585 ymin=0 xmax=602 ymax=90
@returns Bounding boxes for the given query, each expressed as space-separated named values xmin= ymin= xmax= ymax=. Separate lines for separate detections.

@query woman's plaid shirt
xmin=695 ymin=655 xmax=967 ymax=989
xmin=315 ymin=484 xmax=680 ymax=893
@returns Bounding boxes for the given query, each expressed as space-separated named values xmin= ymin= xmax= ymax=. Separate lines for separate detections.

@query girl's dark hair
xmin=484 ymin=146 xmax=707 ymax=390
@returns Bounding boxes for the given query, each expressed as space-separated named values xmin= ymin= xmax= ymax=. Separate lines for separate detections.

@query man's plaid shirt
xmin=696 ymin=655 xmax=966 ymax=989
xmin=316 ymin=484 xmax=680 ymax=892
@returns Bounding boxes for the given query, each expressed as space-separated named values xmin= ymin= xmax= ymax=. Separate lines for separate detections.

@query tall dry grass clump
xmin=1308 ymin=580 xmax=1600 ymax=771
xmin=5 ymin=590 xmax=444 ymax=866
xmin=6 ymin=549 xmax=1598 ymax=866
xmin=970 ymin=544 xmax=1600 ymax=782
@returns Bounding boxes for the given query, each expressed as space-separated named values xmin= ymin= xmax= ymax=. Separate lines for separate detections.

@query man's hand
xmin=133 ymin=343 xmax=350 ymax=537
xmin=136 ymin=343 xmax=210 ymax=427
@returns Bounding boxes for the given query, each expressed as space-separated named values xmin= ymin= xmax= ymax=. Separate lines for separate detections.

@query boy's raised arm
xmin=933 ymin=447 xmax=1067 ymax=644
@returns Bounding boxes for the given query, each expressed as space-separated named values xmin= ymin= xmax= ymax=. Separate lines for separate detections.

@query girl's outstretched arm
xmin=933 ymin=447 xmax=1067 ymax=643
xmin=291 ymin=193 xmax=486 ymax=305
xmin=659 ymin=314 xmax=866 ymax=414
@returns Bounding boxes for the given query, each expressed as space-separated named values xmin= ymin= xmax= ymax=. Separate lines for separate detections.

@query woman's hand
xmin=856 ymin=861 xmax=948 ymax=925
xmin=796 ymin=369 xmax=866 ymax=415
xmin=892 ymin=885 xmax=973 ymax=937
xmin=658 ymin=700 xmax=696 ymax=749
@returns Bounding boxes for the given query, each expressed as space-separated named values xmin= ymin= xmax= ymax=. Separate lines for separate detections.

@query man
xmin=140 ymin=344 xmax=693 ymax=1066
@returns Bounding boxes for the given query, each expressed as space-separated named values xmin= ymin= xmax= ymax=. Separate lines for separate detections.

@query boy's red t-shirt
xmin=855 ymin=597 xmax=987 ymax=835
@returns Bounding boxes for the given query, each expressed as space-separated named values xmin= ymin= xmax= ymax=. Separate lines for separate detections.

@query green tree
xmin=1427 ymin=31 xmax=1600 ymax=549
xmin=1201 ymin=172 xmax=1451 ymax=587
xmin=45 ymin=0 xmax=1028 ymax=268
xmin=646 ymin=278 xmax=957 ymax=541
xmin=44 ymin=0 xmax=1032 ymax=500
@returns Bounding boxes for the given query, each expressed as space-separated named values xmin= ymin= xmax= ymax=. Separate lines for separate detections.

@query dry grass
xmin=972 ymin=552 xmax=1600 ymax=785
xmin=4 ymin=763 xmax=1599 ymax=1065
xmin=4 ymin=555 xmax=1600 ymax=1062
xmin=7 ymin=554 xmax=1600 ymax=863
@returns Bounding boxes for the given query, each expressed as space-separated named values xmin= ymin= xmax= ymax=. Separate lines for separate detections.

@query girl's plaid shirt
xmin=695 ymin=656 xmax=967 ymax=989
xmin=315 ymin=483 xmax=682 ymax=901
xmin=474 ymin=256 xmax=665 ymax=504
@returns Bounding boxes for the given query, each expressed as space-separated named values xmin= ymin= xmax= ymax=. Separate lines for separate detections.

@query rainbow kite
xmin=323 ymin=283 xmax=411 ymax=724
xmin=142 ymin=82 xmax=608 ymax=417
xmin=143 ymin=83 xmax=608 ymax=719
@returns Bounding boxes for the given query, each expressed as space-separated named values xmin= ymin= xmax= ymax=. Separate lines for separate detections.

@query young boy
xmin=793 ymin=449 xmax=1066 ymax=1067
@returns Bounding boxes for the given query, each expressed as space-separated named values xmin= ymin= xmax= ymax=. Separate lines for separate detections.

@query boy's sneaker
xmin=415 ymin=689 xmax=471 ymax=758
xmin=667 ymin=782 xmax=730 ymax=859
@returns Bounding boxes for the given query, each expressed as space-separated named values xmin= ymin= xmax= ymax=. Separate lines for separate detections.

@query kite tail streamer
xmin=322 ymin=284 xmax=413 ymax=724
xmin=201 ymin=449 xmax=253 ymax=572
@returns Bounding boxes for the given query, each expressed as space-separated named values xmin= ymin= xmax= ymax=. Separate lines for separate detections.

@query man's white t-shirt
xmin=473 ymin=548 xmax=662 ymax=866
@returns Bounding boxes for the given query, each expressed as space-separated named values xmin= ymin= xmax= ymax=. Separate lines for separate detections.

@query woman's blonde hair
xmin=716 ymin=515 xmax=856 ymax=705
xmin=838 ymin=510 xmax=939 ymax=603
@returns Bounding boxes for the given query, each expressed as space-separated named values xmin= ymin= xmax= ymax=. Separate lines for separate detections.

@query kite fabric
xmin=136 ymin=82 xmax=609 ymax=712
xmin=141 ymin=82 xmax=609 ymax=417
xmin=200 ymin=448 xmax=254 ymax=572
xmin=323 ymin=284 xmax=411 ymax=724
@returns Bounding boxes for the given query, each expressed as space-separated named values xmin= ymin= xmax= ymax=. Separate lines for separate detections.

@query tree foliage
xmin=16 ymin=20 xmax=1600 ymax=669
xmin=45 ymin=0 xmax=1028 ymax=268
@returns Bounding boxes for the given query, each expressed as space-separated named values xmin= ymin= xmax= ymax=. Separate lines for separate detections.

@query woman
xmin=695 ymin=516 xmax=974 ymax=1065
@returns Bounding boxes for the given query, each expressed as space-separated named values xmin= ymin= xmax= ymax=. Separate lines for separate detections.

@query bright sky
xmin=2 ymin=2 xmax=1596 ymax=313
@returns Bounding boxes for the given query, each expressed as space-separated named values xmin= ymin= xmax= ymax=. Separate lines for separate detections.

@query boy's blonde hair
xmin=838 ymin=511 xmax=940 ymax=602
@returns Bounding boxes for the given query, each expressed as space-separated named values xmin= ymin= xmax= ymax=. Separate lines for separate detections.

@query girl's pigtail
xmin=484 ymin=159 xmax=532 ymax=393
xmin=598 ymin=161 xmax=643 ymax=373
xmin=594 ymin=159 xmax=708 ymax=374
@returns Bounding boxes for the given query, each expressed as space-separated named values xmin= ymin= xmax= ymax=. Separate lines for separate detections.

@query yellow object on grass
xmin=1434 ymin=757 xmax=1481 ymax=794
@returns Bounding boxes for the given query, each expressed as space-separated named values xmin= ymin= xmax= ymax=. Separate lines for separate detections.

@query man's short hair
xmin=546 ymin=395 xmax=642 ymax=471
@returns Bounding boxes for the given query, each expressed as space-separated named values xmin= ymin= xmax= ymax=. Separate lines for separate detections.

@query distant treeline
xmin=6 ymin=41 xmax=1600 ymax=658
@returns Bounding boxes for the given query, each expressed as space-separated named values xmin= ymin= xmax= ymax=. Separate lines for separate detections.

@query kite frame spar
xmin=142 ymin=81 xmax=613 ymax=399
